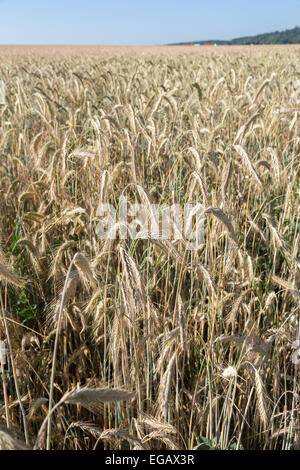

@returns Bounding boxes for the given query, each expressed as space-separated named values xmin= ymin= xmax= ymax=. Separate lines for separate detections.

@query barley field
xmin=0 ymin=45 xmax=299 ymax=450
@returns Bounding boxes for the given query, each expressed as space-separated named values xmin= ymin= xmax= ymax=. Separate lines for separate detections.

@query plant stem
xmin=0 ymin=290 xmax=29 ymax=444
xmin=46 ymin=254 xmax=78 ymax=450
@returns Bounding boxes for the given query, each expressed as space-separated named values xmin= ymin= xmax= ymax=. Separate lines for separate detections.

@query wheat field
xmin=0 ymin=45 xmax=299 ymax=450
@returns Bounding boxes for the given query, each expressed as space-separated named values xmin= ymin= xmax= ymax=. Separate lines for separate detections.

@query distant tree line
xmin=170 ymin=26 xmax=300 ymax=46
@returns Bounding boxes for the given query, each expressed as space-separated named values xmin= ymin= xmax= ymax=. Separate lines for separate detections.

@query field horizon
xmin=1 ymin=43 xmax=300 ymax=59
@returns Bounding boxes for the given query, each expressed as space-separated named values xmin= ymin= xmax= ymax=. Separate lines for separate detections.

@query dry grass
xmin=0 ymin=45 xmax=299 ymax=450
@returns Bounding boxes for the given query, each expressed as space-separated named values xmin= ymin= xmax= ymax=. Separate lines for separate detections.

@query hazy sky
xmin=0 ymin=0 xmax=299 ymax=45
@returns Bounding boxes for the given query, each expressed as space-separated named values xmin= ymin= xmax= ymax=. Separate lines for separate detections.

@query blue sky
xmin=0 ymin=0 xmax=299 ymax=45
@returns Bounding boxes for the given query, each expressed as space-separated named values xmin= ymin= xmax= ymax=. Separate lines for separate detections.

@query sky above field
xmin=0 ymin=0 xmax=299 ymax=45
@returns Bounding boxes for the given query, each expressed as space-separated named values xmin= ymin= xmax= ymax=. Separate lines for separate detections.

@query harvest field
xmin=0 ymin=45 xmax=299 ymax=450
